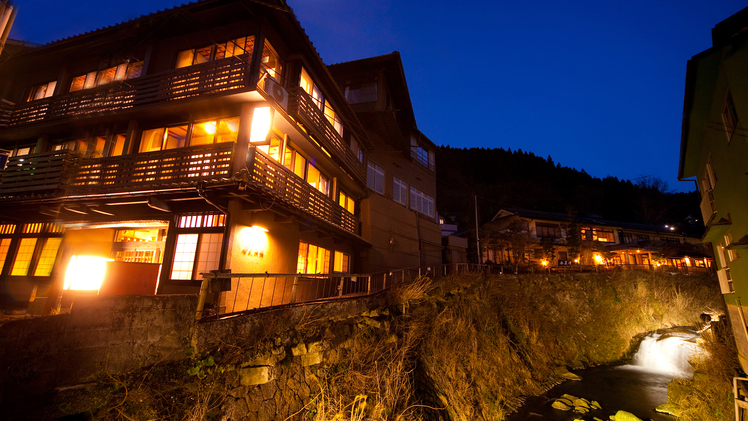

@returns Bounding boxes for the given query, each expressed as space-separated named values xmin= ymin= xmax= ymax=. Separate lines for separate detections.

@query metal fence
xmin=197 ymin=264 xmax=484 ymax=319
xmin=196 ymin=262 xmax=712 ymax=320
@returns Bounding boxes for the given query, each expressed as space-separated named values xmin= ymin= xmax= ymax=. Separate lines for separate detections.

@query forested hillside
xmin=436 ymin=146 xmax=703 ymax=236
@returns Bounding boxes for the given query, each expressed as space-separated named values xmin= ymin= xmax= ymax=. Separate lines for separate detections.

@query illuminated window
xmin=297 ymin=242 xmax=330 ymax=274
xmin=69 ymin=62 xmax=143 ymax=92
xmin=410 ymin=187 xmax=434 ymax=217
xmin=299 ymin=66 xmax=341 ymax=135
xmin=177 ymin=37 xmax=254 ymax=69
xmin=582 ymin=227 xmax=614 ymax=242
xmin=261 ymin=41 xmax=283 ymax=81
xmin=0 ymin=238 xmax=11 ymax=274
xmin=171 ymin=234 xmax=198 ymax=280
xmin=333 ymin=251 xmax=350 ymax=273
xmin=178 ymin=214 xmax=225 ymax=228
xmin=139 ymin=125 xmax=188 ymax=152
xmin=194 ymin=233 xmax=223 ymax=276
xmin=367 ymin=161 xmax=384 ymax=194
xmin=306 ymin=163 xmax=329 ymax=196
xmin=33 ymin=238 xmax=62 ymax=276
xmin=339 ymin=191 xmax=355 ymax=214
xmin=27 ymin=81 xmax=56 ymax=101
xmin=109 ymin=134 xmax=126 ymax=157
xmin=257 ymin=135 xmax=283 ymax=162
xmin=113 ymin=227 xmax=167 ymax=263
xmin=10 ymin=238 xmax=37 ymax=276
xmin=393 ymin=177 xmax=408 ymax=206
xmin=191 ymin=117 xmax=240 ymax=145
xmin=171 ymin=215 xmax=224 ymax=280
xmin=324 ymin=103 xmax=343 ymax=136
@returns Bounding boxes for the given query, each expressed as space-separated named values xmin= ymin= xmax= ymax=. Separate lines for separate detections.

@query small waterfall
xmin=626 ymin=330 xmax=701 ymax=378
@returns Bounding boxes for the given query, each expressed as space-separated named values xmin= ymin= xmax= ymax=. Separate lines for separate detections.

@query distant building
xmin=679 ymin=7 xmax=748 ymax=371
xmin=481 ymin=208 xmax=711 ymax=271
xmin=0 ymin=0 xmax=440 ymax=311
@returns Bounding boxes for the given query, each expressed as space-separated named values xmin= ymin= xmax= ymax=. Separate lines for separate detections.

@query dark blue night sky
xmin=8 ymin=0 xmax=747 ymax=192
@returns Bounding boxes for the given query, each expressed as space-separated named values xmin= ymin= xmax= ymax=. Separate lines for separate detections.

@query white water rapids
xmin=623 ymin=329 xmax=702 ymax=378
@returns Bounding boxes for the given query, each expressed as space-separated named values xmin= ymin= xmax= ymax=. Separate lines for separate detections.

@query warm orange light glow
xmin=574 ymin=258 xmax=579 ymax=263
xmin=249 ymin=107 xmax=272 ymax=143
xmin=239 ymin=226 xmax=268 ymax=257
xmin=203 ymin=121 xmax=217 ymax=134
xmin=541 ymin=260 xmax=548 ymax=267
xmin=64 ymin=255 xmax=113 ymax=291
xmin=593 ymin=253 xmax=604 ymax=265
xmin=684 ymin=257 xmax=691 ymax=265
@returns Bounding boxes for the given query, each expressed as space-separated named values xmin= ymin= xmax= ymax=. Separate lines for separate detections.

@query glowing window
xmin=109 ymin=134 xmax=126 ymax=157
xmin=306 ymin=164 xmax=329 ymax=196
xmin=10 ymin=238 xmax=37 ymax=276
xmin=0 ymin=238 xmax=11 ymax=274
xmin=297 ymin=242 xmax=330 ymax=274
xmin=33 ymin=238 xmax=62 ymax=276
xmin=139 ymin=125 xmax=188 ymax=152
xmin=194 ymin=233 xmax=223 ymax=276
xmin=339 ymin=191 xmax=355 ymax=214
xmin=333 ymin=251 xmax=350 ymax=273
xmin=261 ymin=41 xmax=282 ymax=81
xmin=171 ymin=234 xmax=199 ymax=280
xmin=0 ymin=224 xmax=15 ymax=235
xmin=27 ymin=81 xmax=56 ymax=102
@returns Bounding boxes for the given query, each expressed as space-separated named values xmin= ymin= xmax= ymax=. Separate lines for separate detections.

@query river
xmin=507 ymin=328 xmax=701 ymax=420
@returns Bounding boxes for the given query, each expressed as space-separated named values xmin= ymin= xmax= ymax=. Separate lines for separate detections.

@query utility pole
xmin=475 ymin=194 xmax=481 ymax=264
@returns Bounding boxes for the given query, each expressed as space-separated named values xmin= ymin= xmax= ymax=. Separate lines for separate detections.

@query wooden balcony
xmin=246 ymin=149 xmax=358 ymax=235
xmin=4 ymin=57 xmax=251 ymax=128
xmin=68 ymin=143 xmax=235 ymax=195
xmin=0 ymin=144 xmax=356 ymax=236
xmin=287 ymin=88 xmax=366 ymax=184
xmin=0 ymin=150 xmax=78 ymax=196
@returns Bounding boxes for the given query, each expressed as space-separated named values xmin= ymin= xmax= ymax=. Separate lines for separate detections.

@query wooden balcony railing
xmin=0 ymin=150 xmax=78 ymax=196
xmin=247 ymin=148 xmax=358 ymax=235
xmin=68 ymin=143 xmax=235 ymax=194
xmin=6 ymin=57 xmax=250 ymax=127
xmin=288 ymin=88 xmax=366 ymax=184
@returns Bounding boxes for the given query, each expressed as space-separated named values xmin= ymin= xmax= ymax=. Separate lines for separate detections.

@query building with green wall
xmin=679 ymin=6 xmax=748 ymax=372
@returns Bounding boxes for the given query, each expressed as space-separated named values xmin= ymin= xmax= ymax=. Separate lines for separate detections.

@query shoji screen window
xmin=170 ymin=214 xmax=225 ymax=281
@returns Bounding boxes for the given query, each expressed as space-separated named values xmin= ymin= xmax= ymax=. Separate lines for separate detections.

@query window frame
xmin=169 ymin=214 xmax=225 ymax=281
xmin=409 ymin=187 xmax=435 ymax=217
xmin=393 ymin=177 xmax=408 ymax=206
xmin=367 ymin=161 xmax=385 ymax=194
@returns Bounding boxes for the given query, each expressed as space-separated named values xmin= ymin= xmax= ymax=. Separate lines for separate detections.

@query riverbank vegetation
xmin=57 ymin=270 xmax=728 ymax=420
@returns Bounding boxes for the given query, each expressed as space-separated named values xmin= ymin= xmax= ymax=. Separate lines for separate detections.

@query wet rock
xmin=655 ymin=402 xmax=682 ymax=417
xmin=554 ymin=366 xmax=582 ymax=381
xmin=612 ymin=410 xmax=643 ymax=421
xmin=552 ymin=400 xmax=572 ymax=411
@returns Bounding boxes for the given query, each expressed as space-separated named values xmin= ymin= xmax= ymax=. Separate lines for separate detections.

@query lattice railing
xmin=8 ymin=57 xmax=250 ymax=127
xmin=288 ymin=88 xmax=366 ymax=184
xmin=0 ymin=150 xmax=78 ymax=195
xmin=247 ymin=148 xmax=358 ymax=235
xmin=69 ymin=143 xmax=234 ymax=194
